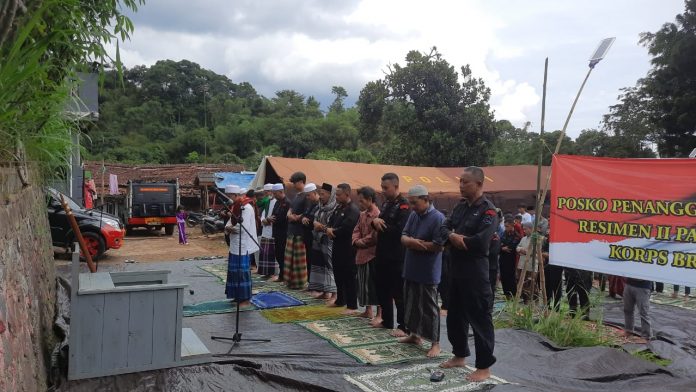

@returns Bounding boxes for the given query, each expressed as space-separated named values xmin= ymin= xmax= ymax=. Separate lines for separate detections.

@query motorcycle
xmin=186 ymin=210 xmax=206 ymax=228
xmin=201 ymin=209 xmax=227 ymax=235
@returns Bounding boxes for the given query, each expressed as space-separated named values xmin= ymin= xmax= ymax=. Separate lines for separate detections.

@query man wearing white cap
xmin=257 ymin=184 xmax=279 ymax=277
xmin=399 ymin=185 xmax=446 ymax=358
xmin=223 ymin=184 xmax=259 ymax=306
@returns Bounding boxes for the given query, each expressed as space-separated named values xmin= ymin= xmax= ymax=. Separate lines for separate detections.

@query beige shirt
xmin=516 ymin=235 xmax=538 ymax=272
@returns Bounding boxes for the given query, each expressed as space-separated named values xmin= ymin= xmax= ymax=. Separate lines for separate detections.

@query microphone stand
xmin=209 ymin=187 xmax=270 ymax=350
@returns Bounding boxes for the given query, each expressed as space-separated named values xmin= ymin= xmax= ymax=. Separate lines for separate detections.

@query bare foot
xmin=426 ymin=342 xmax=441 ymax=358
xmin=309 ymin=291 xmax=323 ymax=298
xmin=398 ymin=334 xmax=422 ymax=345
xmin=271 ymin=276 xmax=280 ymax=282
xmin=671 ymin=292 xmax=678 ymax=299
xmin=356 ymin=311 xmax=372 ymax=319
xmin=467 ymin=368 xmax=491 ymax=382
xmin=370 ymin=317 xmax=383 ymax=327
xmin=325 ymin=297 xmax=337 ymax=305
xmin=440 ymin=356 xmax=466 ymax=369
xmin=237 ymin=300 xmax=251 ymax=308
xmin=343 ymin=309 xmax=360 ymax=316
xmin=390 ymin=329 xmax=409 ymax=338
xmin=320 ymin=292 xmax=332 ymax=300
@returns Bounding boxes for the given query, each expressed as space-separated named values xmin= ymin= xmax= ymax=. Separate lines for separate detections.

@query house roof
xmin=84 ymin=161 xmax=245 ymax=196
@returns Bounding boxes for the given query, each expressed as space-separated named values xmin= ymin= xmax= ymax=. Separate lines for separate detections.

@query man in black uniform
xmin=327 ymin=183 xmax=361 ymax=312
xmin=440 ymin=166 xmax=497 ymax=382
xmin=371 ymin=173 xmax=411 ymax=336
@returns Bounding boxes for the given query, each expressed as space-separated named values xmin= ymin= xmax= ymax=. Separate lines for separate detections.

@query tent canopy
xmin=253 ymin=156 xmax=550 ymax=195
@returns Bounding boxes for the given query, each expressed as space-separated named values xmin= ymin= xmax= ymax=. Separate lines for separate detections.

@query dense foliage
xmin=0 ymin=0 xmax=142 ymax=177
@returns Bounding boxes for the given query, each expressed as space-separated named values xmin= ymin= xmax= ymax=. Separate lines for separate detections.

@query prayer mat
xmin=345 ymin=362 xmax=509 ymax=392
xmin=261 ymin=305 xmax=348 ymax=323
xmin=302 ymin=323 xmax=396 ymax=348
xmin=250 ymin=291 xmax=304 ymax=309
xmin=183 ymin=299 xmax=256 ymax=317
xmin=650 ymin=286 xmax=696 ymax=311
xmin=342 ymin=341 xmax=449 ymax=365
xmin=300 ymin=316 xmax=372 ymax=333
xmin=199 ymin=264 xmax=269 ymax=286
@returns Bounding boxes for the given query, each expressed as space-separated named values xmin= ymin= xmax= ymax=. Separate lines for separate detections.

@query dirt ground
xmin=54 ymin=226 xmax=229 ymax=265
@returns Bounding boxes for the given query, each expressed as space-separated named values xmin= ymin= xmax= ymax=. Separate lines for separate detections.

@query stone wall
xmin=0 ymin=167 xmax=57 ymax=392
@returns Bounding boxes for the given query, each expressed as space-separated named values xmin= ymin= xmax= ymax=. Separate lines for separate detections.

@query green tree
xmin=328 ymin=86 xmax=348 ymax=114
xmin=606 ymin=0 xmax=696 ymax=157
xmin=358 ymin=47 xmax=497 ymax=166
xmin=185 ymin=151 xmax=200 ymax=163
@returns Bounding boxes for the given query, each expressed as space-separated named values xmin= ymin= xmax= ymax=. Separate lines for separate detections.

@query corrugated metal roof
xmin=213 ymin=172 xmax=255 ymax=189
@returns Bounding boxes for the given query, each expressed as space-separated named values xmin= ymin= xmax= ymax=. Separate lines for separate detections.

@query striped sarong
xmin=357 ymin=259 xmax=379 ymax=306
xmin=403 ymin=279 xmax=440 ymax=342
xmin=225 ymin=253 xmax=252 ymax=301
xmin=284 ymin=235 xmax=307 ymax=290
xmin=257 ymin=237 xmax=278 ymax=276
xmin=308 ymin=237 xmax=336 ymax=293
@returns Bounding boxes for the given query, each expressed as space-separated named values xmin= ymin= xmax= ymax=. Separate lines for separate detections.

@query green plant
xmin=631 ymin=350 xmax=672 ymax=367
xmin=0 ymin=0 xmax=143 ymax=179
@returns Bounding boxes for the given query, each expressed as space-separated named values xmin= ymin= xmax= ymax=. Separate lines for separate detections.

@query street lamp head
xmin=588 ymin=37 xmax=615 ymax=68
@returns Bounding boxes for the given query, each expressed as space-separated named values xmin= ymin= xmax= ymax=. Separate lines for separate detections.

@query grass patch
xmin=493 ymin=291 xmax=619 ymax=348
xmin=631 ymin=350 xmax=672 ymax=367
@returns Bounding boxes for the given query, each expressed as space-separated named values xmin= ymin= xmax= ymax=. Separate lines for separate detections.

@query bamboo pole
xmin=538 ymin=235 xmax=547 ymax=307
xmin=60 ymin=195 xmax=96 ymax=273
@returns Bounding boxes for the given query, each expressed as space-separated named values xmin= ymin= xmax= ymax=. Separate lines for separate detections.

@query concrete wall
xmin=0 ymin=167 xmax=57 ymax=392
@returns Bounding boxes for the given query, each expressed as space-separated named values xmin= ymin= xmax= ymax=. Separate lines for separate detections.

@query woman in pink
xmin=352 ymin=186 xmax=381 ymax=321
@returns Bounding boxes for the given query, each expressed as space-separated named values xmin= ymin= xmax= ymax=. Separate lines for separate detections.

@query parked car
xmin=46 ymin=187 xmax=125 ymax=259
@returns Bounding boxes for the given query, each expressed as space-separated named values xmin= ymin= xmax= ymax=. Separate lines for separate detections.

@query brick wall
xmin=0 ymin=167 xmax=57 ymax=392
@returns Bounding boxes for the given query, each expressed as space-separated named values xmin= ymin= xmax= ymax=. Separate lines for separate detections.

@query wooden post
xmin=537 ymin=235 xmax=547 ymax=307
xmin=60 ymin=195 xmax=96 ymax=273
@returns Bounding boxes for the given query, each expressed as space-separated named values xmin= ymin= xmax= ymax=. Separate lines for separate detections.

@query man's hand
xmin=448 ymin=233 xmax=467 ymax=250
xmin=354 ymin=239 xmax=365 ymax=249
xmin=501 ymin=246 xmax=510 ymax=253
xmin=372 ymin=218 xmax=387 ymax=232
xmin=301 ymin=217 xmax=311 ymax=226
xmin=313 ymin=221 xmax=325 ymax=232
xmin=326 ymin=228 xmax=336 ymax=239
xmin=414 ymin=239 xmax=429 ymax=251
xmin=518 ymin=248 xmax=527 ymax=255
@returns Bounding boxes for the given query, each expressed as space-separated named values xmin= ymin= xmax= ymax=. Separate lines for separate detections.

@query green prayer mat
xmin=345 ymin=362 xmax=509 ymax=392
xmin=300 ymin=317 xmax=394 ymax=347
xmin=261 ymin=304 xmax=348 ymax=323
xmin=650 ymin=285 xmax=696 ymax=311
xmin=198 ymin=264 xmax=270 ymax=286
xmin=342 ymin=341 xmax=449 ymax=365
xmin=183 ymin=299 xmax=256 ymax=317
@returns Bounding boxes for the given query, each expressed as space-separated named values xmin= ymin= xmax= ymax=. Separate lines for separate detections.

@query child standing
xmin=176 ymin=205 xmax=188 ymax=245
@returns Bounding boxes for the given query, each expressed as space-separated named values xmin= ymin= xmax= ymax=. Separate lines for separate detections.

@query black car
xmin=47 ymin=188 xmax=126 ymax=259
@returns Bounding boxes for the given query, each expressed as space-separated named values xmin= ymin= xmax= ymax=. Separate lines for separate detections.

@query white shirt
xmin=260 ymin=198 xmax=276 ymax=238
xmin=226 ymin=203 xmax=259 ymax=255
xmin=516 ymin=235 xmax=539 ymax=272
xmin=521 ymin=212 xmax=533 ymax=225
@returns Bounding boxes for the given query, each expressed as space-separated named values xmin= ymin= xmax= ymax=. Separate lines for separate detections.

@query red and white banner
xmin=549 ymin=155 xmax=696 ymax=286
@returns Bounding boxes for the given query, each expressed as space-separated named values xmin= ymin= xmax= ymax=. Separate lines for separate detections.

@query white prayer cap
xmin=408 ymin=185 xmax=428 ymax=197
xmin=272 ymin=183 xmax=285 ymax=191
xmin=263 ymin=183 xmax=273 ymax=191
xmin=303 ymin=183 xmax=317 ymax=193
xmin=225 ymin=185 xmax=241 ymax=194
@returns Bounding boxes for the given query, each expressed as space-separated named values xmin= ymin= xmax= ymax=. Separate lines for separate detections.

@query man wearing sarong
xmin=372 ymin=173 xmax=411 ymax=335
xmin=224 ymin=185 xmax=259 ymax=307
xmin=399 ymin=185 xmax=446 ymax=358
xmin=307 ymin=183 xmax=338 ymax=301
xmin=258 ymin=184 xmax=278 ymax=278
xmin=285 ymin=172 xmax=310 ymax=289
xmin=327 ymin=183 xmax=360 ymax=314
xmin=440 ymin=166 xmax=497 ymax=382
xmin=352 ymin=186 xmax=381 ymax=320
xmin=270 ymin=184 xmax=290 ymax=281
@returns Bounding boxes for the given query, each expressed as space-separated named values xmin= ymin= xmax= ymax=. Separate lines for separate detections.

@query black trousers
xmin=565 ymin=268 xmax=592 ymax=316
xmin=376 ymin=257 xmax=407 ymax=331
xmin=447 ymin=278 xmax=496 ymax=369
xmin=303 ymin=232 xmax=313 ymax=282
xmin=499 ymin=255 xmax=516 ymax=298
xmin=545 ymin=264 xmax=564 ymax=310
xmin=274 ymin=235 xmax=287 ymax=279
xmin=438 ymin=250 xmax=451 ymax=310
xmin=654 ymin=282 xmax=664 ymax=293
xmin=488 ymin=269 xmax=498 ymax=312
xmin=334 ymin=251 xmax=357 ymax=309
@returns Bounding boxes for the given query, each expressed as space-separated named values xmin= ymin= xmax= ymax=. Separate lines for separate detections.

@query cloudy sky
xmin=115 ymin=0 xmax=686 ymax=139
